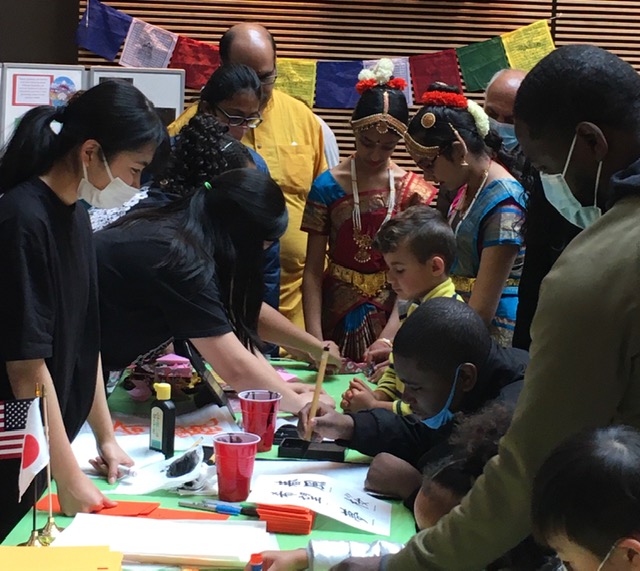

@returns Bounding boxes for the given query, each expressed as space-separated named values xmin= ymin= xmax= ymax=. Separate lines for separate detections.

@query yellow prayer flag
xmin=275 ymin=58 xmax=317 ymax=108
xmin=501 ymin=20 xmax=555 ymax=72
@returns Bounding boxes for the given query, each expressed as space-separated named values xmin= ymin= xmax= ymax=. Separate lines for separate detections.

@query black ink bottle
xmin=150 ymin=382 xmax=175 ymax=458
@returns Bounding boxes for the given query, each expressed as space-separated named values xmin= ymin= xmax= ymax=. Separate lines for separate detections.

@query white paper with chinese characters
xmin=247 ymin=473 xmax=391 ymax=535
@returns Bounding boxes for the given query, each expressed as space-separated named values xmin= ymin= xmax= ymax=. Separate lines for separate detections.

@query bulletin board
xmin=88 ymin=66 xmax=185 ymax=126
xmin=0 ymin=63 xmax=86 ymax=146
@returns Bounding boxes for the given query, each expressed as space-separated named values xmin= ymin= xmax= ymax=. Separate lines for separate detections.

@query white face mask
xmin=490 ymin=118 xmax=519 ymax=152
xmin=539 ymin=134 xmax=603 ymax=230
xmin=78 ymin=155 xmax=139 ymax=209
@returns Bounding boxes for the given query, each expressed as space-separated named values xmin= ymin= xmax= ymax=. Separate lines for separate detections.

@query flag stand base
xmin=38 ymin=516 xmax=65 ymax=545
xmin=18 ymin=530 xmax=44 ymax=547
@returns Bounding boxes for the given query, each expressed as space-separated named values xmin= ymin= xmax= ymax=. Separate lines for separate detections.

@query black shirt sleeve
xmin=0 ymin=213 xmax=55 ymax=361
xmin=155 ymin=267 xmax=233 ymax=341
xmin=339 ymin=409 xmax=451 ymax=467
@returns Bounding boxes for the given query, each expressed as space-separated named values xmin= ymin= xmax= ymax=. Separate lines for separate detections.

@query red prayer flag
xmin=169 ymin=35 xmax=220 ymax=90
xmin=409 ymin=50 xmax=463 ymax=102
xmin=0 ymin=397 xmax=49 ymax=501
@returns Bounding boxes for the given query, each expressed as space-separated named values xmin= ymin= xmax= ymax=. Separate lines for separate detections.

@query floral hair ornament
xmin=420 ymin=88 xmax=490 ymax=139
xmin=352 ymin=58 xmax=408 ymax=136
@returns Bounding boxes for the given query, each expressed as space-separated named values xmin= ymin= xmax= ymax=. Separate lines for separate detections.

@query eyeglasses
xmin=258 ymin=72 xmax=278 ymax=86
xmin=414 ymin=148 xmax=442 ymax=171
xmin=215 ymin=106 xmax=263 ymax=128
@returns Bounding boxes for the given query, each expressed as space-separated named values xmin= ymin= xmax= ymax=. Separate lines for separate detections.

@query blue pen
xmin=202 ymin=499 xmax=259 ymax=517
xmin=179 ymin=500 xmax=259 ymax=517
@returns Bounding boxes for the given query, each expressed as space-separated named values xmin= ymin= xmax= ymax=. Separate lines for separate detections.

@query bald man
xmin=485 ymin=69 xmax=526 ymax=124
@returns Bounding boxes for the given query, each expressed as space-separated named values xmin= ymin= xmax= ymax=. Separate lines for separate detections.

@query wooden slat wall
xmin=78 ymin=1 xmax=640 ymax=167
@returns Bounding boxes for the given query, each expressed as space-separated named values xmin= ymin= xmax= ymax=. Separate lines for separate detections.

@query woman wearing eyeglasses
xmin=301 ymin=59 xmax=437 ymax=362
xmin=169 ymin=64 xmax=268 ymax=172
xmin=405 ymin=83 xmax=526 ymax=347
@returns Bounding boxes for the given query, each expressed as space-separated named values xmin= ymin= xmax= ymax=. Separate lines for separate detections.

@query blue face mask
xmin=490 ymin=118 xmax=519 ymax=152
xmin=422 ymin=365 xmax=461 ymax=430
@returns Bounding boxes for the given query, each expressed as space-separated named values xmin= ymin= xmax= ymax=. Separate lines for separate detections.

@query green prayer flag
xmin=456 ymin=37 xmax=509 ymax=92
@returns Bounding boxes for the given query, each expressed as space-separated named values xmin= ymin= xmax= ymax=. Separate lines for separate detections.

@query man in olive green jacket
xmin=332 ymin=44 xmax=640 ymax=571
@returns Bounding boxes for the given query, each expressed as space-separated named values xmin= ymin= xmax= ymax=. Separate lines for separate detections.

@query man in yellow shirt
xmin=170 ymin=24 xmax=327 ymax=328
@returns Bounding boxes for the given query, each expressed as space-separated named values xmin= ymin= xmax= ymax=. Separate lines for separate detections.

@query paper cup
xmin=213 ymin=432 xmax=260 ymax=502
xmin=238 ymin=390 xmax=282 ymax=452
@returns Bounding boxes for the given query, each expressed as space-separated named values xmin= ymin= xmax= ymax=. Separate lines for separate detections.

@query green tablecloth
xmin=3 ymin=360 xmax=416 ymax=564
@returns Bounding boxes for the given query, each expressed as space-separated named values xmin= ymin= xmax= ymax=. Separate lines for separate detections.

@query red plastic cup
xmin=213 ymin=432 xmax=261 ymax=502
xmin=238 ymin=390 xmax=282 ymax=452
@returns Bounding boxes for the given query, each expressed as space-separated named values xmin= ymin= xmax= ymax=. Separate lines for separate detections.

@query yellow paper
xmin=275 ymin=58 xmax=317 ymax=108
xmin=0 ymin=545 xmax=122 ymax=570
xmin=501 ymin=20 xmax=555 ymax=72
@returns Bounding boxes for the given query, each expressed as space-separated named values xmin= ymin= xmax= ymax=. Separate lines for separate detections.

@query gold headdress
xmin=350 ymin=91 xmax=407 ymax=136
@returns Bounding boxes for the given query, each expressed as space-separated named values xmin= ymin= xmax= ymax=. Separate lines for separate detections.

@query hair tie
xmin=54 ymin=105 xmax=67 ymax=122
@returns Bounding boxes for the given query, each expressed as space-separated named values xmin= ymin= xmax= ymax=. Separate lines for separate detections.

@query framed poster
xmin=88 ymin=66 xmax=185 ymax=126
xmin=0 ymin=63 xmax=86 ymax=146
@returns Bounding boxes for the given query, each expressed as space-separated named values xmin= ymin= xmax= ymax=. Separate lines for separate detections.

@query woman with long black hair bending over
xmin=0 ymin=80 xmax=165 ymax=540
xmin=96 ymin=168 xmax=325 ymax=414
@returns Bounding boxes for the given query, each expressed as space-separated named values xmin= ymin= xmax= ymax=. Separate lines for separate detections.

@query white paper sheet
xmin=248 ymin=473 xmax=391 ymax=535
xmin=54 ymin=514 xmax=278 ymax=568
xmin=109 ymin=448 xmax=205 ymax=495
xmin=72 ymin=403 xmax=240 ymax=476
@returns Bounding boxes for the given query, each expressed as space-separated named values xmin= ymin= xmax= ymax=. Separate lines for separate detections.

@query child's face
xmin=394 ymin=355 xmax=457 ymax=419
xmin=383 ymin=240 xmax=444 ymax=300
xmin=548 ymin=535 xmax=622 ymax=571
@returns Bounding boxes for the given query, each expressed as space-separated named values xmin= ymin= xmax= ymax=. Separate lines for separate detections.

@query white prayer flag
xmin=120 ymin=19 xmax=178 ymax=68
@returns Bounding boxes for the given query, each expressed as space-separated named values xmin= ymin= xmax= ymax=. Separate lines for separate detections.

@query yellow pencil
xmin=305 ymin=345 xmax=331 ymax=440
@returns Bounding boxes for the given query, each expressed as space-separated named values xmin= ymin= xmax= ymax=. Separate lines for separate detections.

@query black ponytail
xmin=112 ymin=168 xmax=287 ymax=351
xmin=0 ymin=106 xmax=62 ymax=192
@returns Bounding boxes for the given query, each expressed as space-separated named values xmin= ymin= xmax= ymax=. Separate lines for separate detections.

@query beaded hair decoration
xmin=350 ymin=58 xmax=408 ymax=137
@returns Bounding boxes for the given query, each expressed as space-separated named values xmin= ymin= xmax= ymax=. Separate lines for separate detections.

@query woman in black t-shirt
xmin=96 ymin=168 xmax=324 ymax=414
xmin=0 ymin=81 xmax=165 ymax=540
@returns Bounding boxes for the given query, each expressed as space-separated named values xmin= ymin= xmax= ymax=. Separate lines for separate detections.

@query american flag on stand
xmin=0 ymin=397 xmax=49 ymax=500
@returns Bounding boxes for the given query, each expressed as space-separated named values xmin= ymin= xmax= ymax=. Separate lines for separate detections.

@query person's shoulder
xmin=314 ymin=168 xmax=339 ymax=186
xmin=0 ymin=179 xmax=54 ymax=231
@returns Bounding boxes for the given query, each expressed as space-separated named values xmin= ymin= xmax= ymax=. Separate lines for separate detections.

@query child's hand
xmin=367 ymin=360 xmax=390 ymax=384
xmin=347 ymin=387 xmax=381 ymax=413
xmin=340 ymin=388 xmax=353 ymax=412
xmin=245 ymin=549 xmax=308 ymax=571
xmin=364 ymin=452 xmax=422 ymax=500
xmin=298 ymin=401 xmax=355 ymax=442
xmin=363 ymin=339 xmax=392 ymax=364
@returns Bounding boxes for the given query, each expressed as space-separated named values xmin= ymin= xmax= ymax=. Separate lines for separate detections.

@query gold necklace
xmin=351 ymin=157 xmax=395 ymax=264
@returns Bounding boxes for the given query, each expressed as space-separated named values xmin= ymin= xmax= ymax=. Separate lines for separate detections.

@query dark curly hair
xmin=157 ymin=114 xmax=253 ymax=197
xmin=423 ymin=401 xmax=514 ymax=497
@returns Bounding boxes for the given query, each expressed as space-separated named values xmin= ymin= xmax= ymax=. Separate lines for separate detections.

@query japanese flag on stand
xmin=0 ymin=397 xmax=49 ymax=501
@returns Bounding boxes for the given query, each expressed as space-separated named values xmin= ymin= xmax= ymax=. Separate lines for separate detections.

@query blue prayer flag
xmin=76 ymin=0 xmax=133 ymax=61
xmin=315 ymin=60 xmax=363 ymax=109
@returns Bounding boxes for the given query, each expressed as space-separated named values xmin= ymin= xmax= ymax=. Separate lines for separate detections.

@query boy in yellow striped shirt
xmin=342 ymin=206 xmax=462 ymax=415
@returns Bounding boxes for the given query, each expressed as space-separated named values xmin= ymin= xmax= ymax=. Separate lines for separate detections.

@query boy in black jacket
xmin=299 ymin=297 xmax=528 ymax=500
